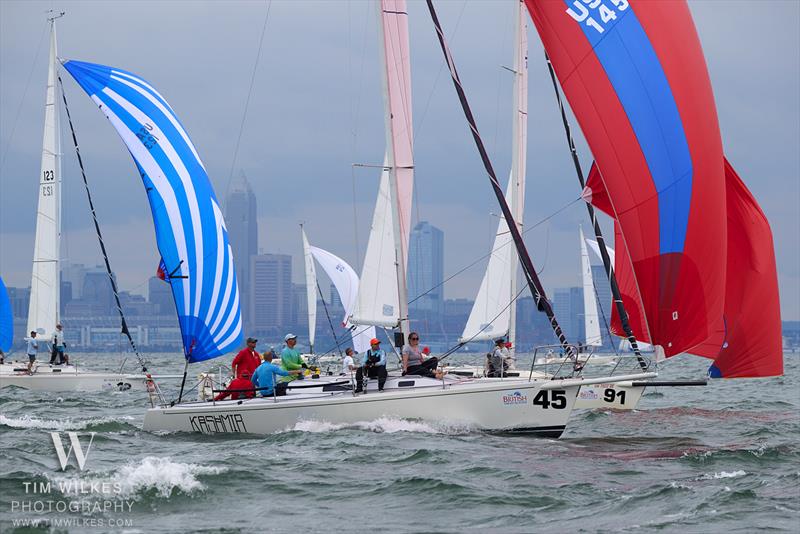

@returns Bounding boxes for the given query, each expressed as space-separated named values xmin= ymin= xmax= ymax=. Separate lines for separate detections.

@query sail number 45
xmin=532 ymin=389 xmax=567 ymax=409
xmin=566 ymin=0 xmax=629 ymax=35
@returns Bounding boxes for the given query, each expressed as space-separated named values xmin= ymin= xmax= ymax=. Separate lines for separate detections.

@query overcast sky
xmin=1 ymin=0 xmax=798 ymax=320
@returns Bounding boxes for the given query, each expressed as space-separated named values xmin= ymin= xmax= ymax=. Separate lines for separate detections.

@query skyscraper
xmin=250 ymin=254 xmax=292 ymax=334
xmin=225 ymin=170 xmax=258 ymax=329
xmin=148 ymin=276 xmax=175 ymax=316
xmin=552 ymin=287 xmax=585 ymax=345
xmin=407 ymin=221 xmax=444 ymax=328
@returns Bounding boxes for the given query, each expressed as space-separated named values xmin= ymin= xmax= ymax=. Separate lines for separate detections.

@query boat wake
xmin=50 ymin=457 xmax=225 ymax=500
xmin=285 ymin=416 xmax=472 ymax=435
xmin=0 ymin=414 xmax=135 ymax=432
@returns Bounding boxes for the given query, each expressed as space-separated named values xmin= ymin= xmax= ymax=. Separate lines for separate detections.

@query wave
xmin=285 ymin=416 xmax=471 ymax=435
xmin=51 ymin=457 xmax=225 ymax=500
xmin=698 ymin=470 xmax=747 ymax=480
xmin=0 ymin=414 xmax=135 ymax=432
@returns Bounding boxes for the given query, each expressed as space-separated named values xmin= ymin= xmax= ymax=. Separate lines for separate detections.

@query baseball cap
xmin=246 ymin=337 xmax=258 ymax=343
xmin=284 ymin=333 xmax=297 ymax=341
xmin=369 ymin=338 xmax=381 ymax=345
xmin=495 ymin=338 xmax=506 ymax=344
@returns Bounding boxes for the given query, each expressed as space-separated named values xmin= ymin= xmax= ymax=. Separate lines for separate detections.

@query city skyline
xmin=1 ymin=1 xmax=797 ymax=321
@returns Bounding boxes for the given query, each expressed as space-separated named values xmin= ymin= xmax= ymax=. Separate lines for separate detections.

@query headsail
xmin=63 ymin=60 xmax=242 ymax=362
xmin=28 ymin=20 xmax=61 ymax=338
xmin=0 ymin=276 xmax=12 ymax=352
xmin=580 ymin=227 xmax=601 ymax=347
xmin=301 ymin=226 xmax=318 ymax=352
xmin=461 ymin=0 xmax=527 ymax=346
xmin=309 ymin=245 xmax=376 ymax=355
xmin=526 ymin=0 xmax=727 ymax=356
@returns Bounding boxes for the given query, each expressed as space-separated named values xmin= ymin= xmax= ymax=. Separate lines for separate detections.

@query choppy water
xmin=1 ymin=352 xmax=798 ymax=532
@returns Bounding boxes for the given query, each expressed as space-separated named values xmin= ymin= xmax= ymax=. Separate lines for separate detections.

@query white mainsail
xmin=309 ymin=245 xmax=375 ymax=355
xmin=580 ymin=227 xmax=602 ymax=347
xmin=301 ymin=226 xmax=318 ymax=353
xmin=350 ymin=0 xmax=414 ymax=337
xmin=460 ymin=2 xmax=527 ymax=346
xmin=27 ymin=20 xmax=62 ymax=337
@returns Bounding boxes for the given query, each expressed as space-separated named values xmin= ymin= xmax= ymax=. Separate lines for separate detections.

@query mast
xmin=301 ymin=225 xmax=317 ymax=353
xmin=28 ymin=13 xmax=64 ymax=337
xmin=426 ymin=0 xmax=573 ymax=355
xmin=376 ymin=0 xmax=414 ymax=343
xmin=508 ymin=0 xmax=527 ymax=356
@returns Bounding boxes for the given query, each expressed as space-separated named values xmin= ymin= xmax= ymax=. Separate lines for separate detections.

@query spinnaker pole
xmin=426 ymin=0 xmax=573 ymax=355
xmin=542 ymin=52 xmax=647 ymax=370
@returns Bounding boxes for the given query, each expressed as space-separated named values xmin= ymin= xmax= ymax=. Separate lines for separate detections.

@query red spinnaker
xmin=527 ymin=0 xmax=726 ymax=356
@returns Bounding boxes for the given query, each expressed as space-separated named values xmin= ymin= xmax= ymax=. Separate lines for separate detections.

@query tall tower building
xmin=250 ymin=254 xmax=292 ymax=334
xmin=552 ymin=287 xmax=585 ymax=344
xmin=407 ymin=221 xmax=445 ymax=329
xmin=224 ymin=170 xmax=258 ymax=330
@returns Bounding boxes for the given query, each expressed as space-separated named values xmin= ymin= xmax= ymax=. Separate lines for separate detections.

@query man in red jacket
xmin=213 ymin=371 xmax=256 ymax=401
xmin=232 ymin=337 xmax=261 ymax=378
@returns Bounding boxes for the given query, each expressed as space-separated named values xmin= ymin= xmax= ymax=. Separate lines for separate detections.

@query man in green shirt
xmin=280 ymin=333 xmax=306 ymax=382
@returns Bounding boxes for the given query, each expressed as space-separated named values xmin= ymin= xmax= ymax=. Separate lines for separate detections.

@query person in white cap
xmin=280 ymin=333 xmax=306 ymax=382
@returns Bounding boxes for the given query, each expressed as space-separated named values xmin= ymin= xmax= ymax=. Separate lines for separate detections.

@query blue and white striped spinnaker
xmin=0 ymin=275 xmax=13 ymax=352
xmin=63 ymin=60 xmax=242 ymax=362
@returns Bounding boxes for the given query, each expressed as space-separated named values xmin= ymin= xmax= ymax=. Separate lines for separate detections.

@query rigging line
xmin=542 ymin=51 xmax=646 ymax=370
xmin=58 ymin=75 xmax=148 ymax=373
xmin=316 ymin=281 xmax=344 ymax=358
xmin=427 ymin=0 xmax=572 ymax=355
xmin=224 ymin=0 xmax=272 ymax=199
xmin=408 ymin=196 xmax=580 ymax=306
xmin=438 ymin=283 xmax=528 ymax=364
xmin=0 ymin=22 xmax=48 ymax=174
xmin=414 ymin=0 xmax=468 ymax=142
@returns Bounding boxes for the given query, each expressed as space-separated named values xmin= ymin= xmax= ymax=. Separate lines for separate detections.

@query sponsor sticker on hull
xmin=502 ymin=391 xmax=528 ymax=406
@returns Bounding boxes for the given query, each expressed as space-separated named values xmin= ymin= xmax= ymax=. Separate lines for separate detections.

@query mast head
xmin=47 ymin=10 xmax=65 ymax=22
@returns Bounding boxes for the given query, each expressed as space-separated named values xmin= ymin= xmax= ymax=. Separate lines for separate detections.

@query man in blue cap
xmin=251 ymin=351 xmax=303 ymax=397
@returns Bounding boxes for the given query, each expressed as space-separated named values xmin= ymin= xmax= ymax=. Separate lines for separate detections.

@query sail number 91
xmin=532 ymin=389 xmax=567 ymax=409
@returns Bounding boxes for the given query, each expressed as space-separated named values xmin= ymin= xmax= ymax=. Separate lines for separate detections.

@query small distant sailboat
xmin=0 ymin=16 xmax=174 ymax=391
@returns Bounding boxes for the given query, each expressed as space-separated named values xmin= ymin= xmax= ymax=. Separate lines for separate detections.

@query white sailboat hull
xmin=144 ymin=378 xmax=582 ymax=437
xmin=143 ymin=372 xmax=655 ymax=436
xmin=0 ymin=361 xmax=180 ymax=392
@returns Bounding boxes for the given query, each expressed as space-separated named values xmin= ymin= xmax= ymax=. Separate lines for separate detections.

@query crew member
xmin=50 ymin=323 xmax=68 ymax=365
xmin=24 ymin=331 xmax=38 ymax=373
xmin=402 ymin=332 xmax=438 ymax=377
xmin=487 ymin=338 xmax=508 ymax=377
xmin=341 ymin=347 xmax=357 ymax=376
xmin=280 ymin=333 xmax=306 ymax=381
xmin=213 ymin=370 xmax=256 ymax=401
xmin=232 ymin=337 xmax=261 ymax=379
xmin=354 ymin=338 xmax=387 ymax=392
xmin=252 ymin=351 xmax=302 ymax=397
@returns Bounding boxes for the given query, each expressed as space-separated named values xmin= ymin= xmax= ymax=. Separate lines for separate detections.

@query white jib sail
xmin=580 ymin=227 xmax=602 ymax=347
xmin=586 ymin=238 xmax=615 ymax=265
xmin=460 ymin=177 xmax=516 ymax=343
xmin=302 ymin=227 xmax=317 ymax=352
xmin=28 ymin=21 xmax=61 ymax=337
xmin=309 ymin=245 xmax=375 ymax=355
xmin=460 ymin=2 xmax=527 ymax=345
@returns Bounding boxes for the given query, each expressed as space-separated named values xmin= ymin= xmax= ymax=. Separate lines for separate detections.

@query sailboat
xmin=300 ymin=225 xmax=375 ymax=365
xmin=0 ymin=16 xmax=178 ymax=392
xmin=142 ymin=0 xmax=654 ymax=436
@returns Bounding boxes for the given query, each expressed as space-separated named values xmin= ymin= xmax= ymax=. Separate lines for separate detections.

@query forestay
xmin=63 ymin=60 xmax=242 ymax=362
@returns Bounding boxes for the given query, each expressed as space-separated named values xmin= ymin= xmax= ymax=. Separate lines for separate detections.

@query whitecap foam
xmin=0 ymin=414 xmax=133 ymax=431
xmin=286 ymin=416 xmax=470 ymax=435
xmin=52 ymin=457 xmax=225 ymax=500
xmin=700 ymin=470 xmax=747 ymax=480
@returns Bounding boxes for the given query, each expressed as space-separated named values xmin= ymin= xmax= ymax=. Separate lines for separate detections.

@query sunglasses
xmin=409 ymin=337 xmax=419 ymax=341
